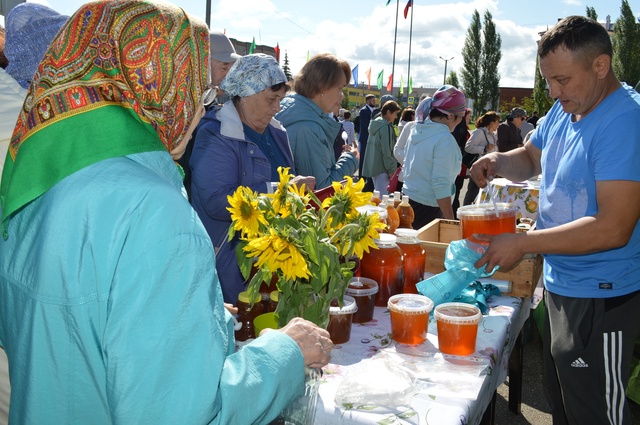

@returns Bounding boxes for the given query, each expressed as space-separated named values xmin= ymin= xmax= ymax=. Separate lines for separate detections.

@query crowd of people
xmin=0 ymin=1 xmax=639 ymax=424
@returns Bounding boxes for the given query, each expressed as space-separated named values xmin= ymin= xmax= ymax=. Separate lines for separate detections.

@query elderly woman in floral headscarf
xmin=190 ymin=53 xmax=315 ymax=304
xmin=402 ymin=85 xmax=467 ymax=228
xmin=0 ymin=1 xmax=330 ymax=423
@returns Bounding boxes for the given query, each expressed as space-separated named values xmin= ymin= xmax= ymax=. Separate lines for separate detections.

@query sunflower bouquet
xmin=227 ymin=167 xmax=385 ymax=328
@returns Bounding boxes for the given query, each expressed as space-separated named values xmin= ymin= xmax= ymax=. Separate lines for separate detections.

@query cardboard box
xmin=416 ymin=219 xmax=543 ymax=298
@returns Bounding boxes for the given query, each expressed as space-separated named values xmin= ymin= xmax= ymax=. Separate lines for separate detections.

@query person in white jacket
xmin=463 ymin=111 xmax=500 ymax=205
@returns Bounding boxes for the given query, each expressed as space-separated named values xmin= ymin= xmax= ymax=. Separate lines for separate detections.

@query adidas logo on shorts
xmin=571 ymin=357 xmax=589 ymax=368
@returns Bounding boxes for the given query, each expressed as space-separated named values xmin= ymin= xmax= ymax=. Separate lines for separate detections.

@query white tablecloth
xmin=313 ymin=295 xmax=531 ymax=425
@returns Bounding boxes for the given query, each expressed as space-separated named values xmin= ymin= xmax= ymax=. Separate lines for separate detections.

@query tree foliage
xmin=460 ymin=9 xmax=502 ymax=115
xmin=612 ymin=0 xmax=640 ymax=88
xmin=532 ymin=55 xmax=555 ymax=114
xmin=460 ymin=10 xmax=482 ymax=112
xmin=446 ymin=70 xmax=460 ymax=88
xmin=586 ymin=6 xmax=598 ymax=21
xmin=282 ymin=52 xmax=294 ymax=81
xmin=480 ymin=11 xmax=502 ymax=111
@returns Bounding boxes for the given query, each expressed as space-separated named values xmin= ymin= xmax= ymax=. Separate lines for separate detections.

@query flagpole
xmin=391 ymin=0 xmax=400 ymax=96
xmin=407 ymin=1 xmax=414 ymax=100
xmin=205 ymin=0 xmax=211 ymax=27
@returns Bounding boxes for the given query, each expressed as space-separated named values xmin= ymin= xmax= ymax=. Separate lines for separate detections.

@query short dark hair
xmin=538 ymin=15 xmax=612 ymax=65
xmin=293 ymin=53 xmax=351 ymax=99
xmin=381 ymin=100 xmax=401 ymax=116
xmin=344 ymin=110 xmax=351 ymax=119
xmin=231 ymin=82 xmax=289 ymax=105
xmin=401 ymin=108 xmax=415 ymax=121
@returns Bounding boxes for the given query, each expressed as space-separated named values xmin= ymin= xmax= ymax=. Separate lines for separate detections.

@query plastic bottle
xmin=385 ymin=197 xmax=400 ymax=234
xmin=396 ymin=195 xmax=415 ymax=229
xmin=393 ymin=191 xmax=402 ymax=208
xmin=371 ymin=190 xmax=381 ymax=206
xmin=395 ymin=228 xmax=426 ymax=294
xmin=360 ymin=233 xmax=404 ymax=306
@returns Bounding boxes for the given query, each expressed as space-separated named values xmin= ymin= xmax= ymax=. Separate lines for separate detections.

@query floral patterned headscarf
xmin=1 ymin=0 xmax=210 ymax=226
xmin=415 ymin=85 xmax=467 ymax=122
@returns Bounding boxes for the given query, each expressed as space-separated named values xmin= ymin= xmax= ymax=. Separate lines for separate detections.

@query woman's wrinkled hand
xmin=291 ymin=175 xmax=316 ymax=192
xmin=271 ymin=317 xmax=333 ymax=368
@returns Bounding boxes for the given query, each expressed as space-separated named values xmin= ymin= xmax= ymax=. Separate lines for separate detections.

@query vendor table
xmin=480 ymin=177 xmax=540 ymax=221
xmin=313 ymin=295 xmax=531 ymax=425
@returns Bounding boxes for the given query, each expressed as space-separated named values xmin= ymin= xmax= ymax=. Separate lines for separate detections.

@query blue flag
xmin=351 ymin=64 xmax=359 ymax=87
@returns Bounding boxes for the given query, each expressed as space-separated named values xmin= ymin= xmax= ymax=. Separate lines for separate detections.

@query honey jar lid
xmin=346 ymin=277 xmax=379 ymax=296
xmin=387 ymin=294 xmax=434 ymax=314
xmin=329 ymin=295 xmax=358 ymax=315
xmin=238 ymin=291 xmax=262 ymax=304
xmin=434 ymin=302 xmax=482 ymax=324
xmin=269 ymin=290 xmax=279 ymax=302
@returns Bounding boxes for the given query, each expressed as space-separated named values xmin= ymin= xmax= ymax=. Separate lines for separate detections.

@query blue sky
xmin=3 ymin=0 xmax=633 ymax=88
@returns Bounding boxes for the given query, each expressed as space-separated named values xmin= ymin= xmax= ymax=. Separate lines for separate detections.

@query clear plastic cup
xmin=387 ymin=294 xmax=434 ymax=345
xmin=434 ymin=302 xmax=483 ymax=355
xmin=327 ymin=295 xmax=358 ymax=344
xmin=457 ymin=202 xmax=517 ymax=244
xmin=345 ymin=277 xmax=379 ymax=323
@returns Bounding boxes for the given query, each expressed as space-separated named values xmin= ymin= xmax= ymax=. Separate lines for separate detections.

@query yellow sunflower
xmin=227 ymin=186 xmax=267 ymax=238
xmin=322 ymin=176 xmax=372 ymax=228
xmin=243 ymin=229 xmax=311 ymax=281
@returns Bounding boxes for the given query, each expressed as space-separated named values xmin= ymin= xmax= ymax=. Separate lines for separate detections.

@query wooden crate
xmin=416 ymin=219 xmax=543 ymax=298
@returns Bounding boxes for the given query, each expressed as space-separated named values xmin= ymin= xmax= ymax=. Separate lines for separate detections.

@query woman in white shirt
xmin=463 ymin=111 xmax=500 ymax=205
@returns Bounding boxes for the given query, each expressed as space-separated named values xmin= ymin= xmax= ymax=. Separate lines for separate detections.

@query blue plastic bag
xmin=416 ymin=239 xmax=497 ymax=309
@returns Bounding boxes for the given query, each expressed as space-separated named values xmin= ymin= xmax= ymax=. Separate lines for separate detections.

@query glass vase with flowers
xmin=227 ymin=167 xmax=385 ymax=329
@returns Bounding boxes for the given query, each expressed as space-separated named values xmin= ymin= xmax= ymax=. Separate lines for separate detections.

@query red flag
xmin=274 ymin=43 xmax=280 ymax=62
xmin=386 ymin=73 xmax=393 ymax=92
xmin=365 ymin=67 xmax=372 ymax=90
xmin=404 ymin=0 xmax=412 ymax=19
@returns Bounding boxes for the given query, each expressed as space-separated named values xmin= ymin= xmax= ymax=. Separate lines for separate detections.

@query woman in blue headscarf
xmin=402 ymin=85 xmax=467 ymax=229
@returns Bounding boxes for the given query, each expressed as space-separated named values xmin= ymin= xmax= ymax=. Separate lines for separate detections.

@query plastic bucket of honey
xmin=434 ymin=302 xmax=482 ymax=355
xmin=457 ymin=202 xmax=517 ymax=244
xmin=328 ymin=295 xmax=358 ymax=344
xmin=387 ymin=294 xmax=434 ymax=345
xmin=345 ymin=277 xmax=379 ymax=323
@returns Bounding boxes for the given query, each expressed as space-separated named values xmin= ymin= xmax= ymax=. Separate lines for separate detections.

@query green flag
xmin=409 ymin=76 xmax=413 ymax=94
xmin=377 ymin=70 xmax=384 ymax=90
xmin=386 ymin=0 xmax=392 ymax=5
xmin=400 ymin=75 xmax=404 ymax=95
xmin=306 ymin=50 xmax=310 ymax=62
xmin=249 ymin=37 xmax=256 ymax=54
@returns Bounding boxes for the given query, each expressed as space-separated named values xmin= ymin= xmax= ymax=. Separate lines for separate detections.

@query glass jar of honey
xmin=360 ymin=233 xmax=404 ymax=307
xmin=395 ymin=228 xmax=426 ymax=294
xmin=235 ymin=291 xmax=264 ymax=342
xmin=267 ymin=290 xmax=279 ymax=313
xmin=345 ymin=277 xmax=379 ymax=323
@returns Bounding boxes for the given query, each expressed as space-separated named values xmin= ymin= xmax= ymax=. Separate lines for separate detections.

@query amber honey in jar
xmin=345 ymin=277 xmax=379 ymax=323
xmin=388 ymin=294 xmax=434 ymax=345
xmin=396 ymin=195 xmax=415 ymax=229
xmin=360 ymin=233 xmax=404 ymax=307
xmin=235 ymin=291 xmax=264 ymax=342
xmin=457 ymin=203 xmax=517 ymax=245
xmin=267 ymin=290 xmax=279 ymax=313
xmin=434 ymin=303 xmax=482 ymax=355
xmin=395 ymin=228 xmax=426 ymax=294
xmin=327 ymin=295 xmax=358 ymax=344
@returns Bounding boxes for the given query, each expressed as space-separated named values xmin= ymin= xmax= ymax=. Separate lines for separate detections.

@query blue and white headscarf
xmin=220 ymin=53 xmax=287 ymax=98
xmin=5 ymin=3 xmax=69 ymax=89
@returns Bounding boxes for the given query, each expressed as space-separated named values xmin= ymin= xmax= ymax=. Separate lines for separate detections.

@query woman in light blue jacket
xmin=0 ymin=3 xmax=331 ymax=424
xmin=402 ymin=86 xmax=467 ymax=229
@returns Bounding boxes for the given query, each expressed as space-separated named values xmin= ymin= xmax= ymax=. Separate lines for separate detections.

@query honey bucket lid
xmin=329 ymin=295 xmax=358 ymax=315
xmin=269 ymin=290 xmax=279 ymax=302
xmin=346 ymin=277 xmax=379 ymax=296
xmin=238 ymin=291 xmax=262 ymax=304
xmin=457 ymin=202 xmax=516 ymax=217
xmin=434 ymin=302 xmax=482 ymax=324
xmin=387 ymin=294 xmax=434 ymax=314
